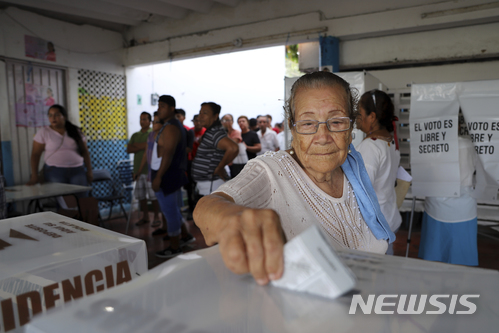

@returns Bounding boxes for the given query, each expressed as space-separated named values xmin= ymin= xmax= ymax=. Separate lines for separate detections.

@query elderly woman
xmin=194 ymin=72 xmax=394 ymax=285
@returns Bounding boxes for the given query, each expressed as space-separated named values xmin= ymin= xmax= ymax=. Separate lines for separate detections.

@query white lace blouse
xmin=214 ymin=150 xmax=388 ymax=254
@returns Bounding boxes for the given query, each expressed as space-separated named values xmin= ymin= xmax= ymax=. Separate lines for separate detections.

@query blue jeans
xmin=155 ymin=189 xmax=183 ymax=237
xmin=43 ymin=164 xmax=88 ymax=197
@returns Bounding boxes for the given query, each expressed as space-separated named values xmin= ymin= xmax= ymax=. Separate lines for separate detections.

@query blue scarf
xmin=341 ymin=144 xmax=395 ymax=243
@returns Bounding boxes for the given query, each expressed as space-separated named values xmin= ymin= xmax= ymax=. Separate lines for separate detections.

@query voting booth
xmin=0 ymin=212 xmax=147 ymax=332
xmin=283 ymin=72 xmax=388 ymax=149
xmin=26 ymin=245 xmax=499 ymax=333
xmin=410 ymin=79 xmax=499 ymax=200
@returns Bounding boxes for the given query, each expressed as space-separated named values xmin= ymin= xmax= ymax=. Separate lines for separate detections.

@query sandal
xmin=135 ymin=219 xmax=149 ymax=226
xmin=151 ymin=220 xmax=161 ymax=227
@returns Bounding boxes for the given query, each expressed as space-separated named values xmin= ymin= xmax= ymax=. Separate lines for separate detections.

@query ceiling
xmin=0 ymin=0 xmax=242 ymax=32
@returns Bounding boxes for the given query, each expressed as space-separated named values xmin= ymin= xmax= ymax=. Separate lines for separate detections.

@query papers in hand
xmin=271 ymin=225 xmax=356 ymax=299
xmin=397 ymin=166 xmax=412 ymax=182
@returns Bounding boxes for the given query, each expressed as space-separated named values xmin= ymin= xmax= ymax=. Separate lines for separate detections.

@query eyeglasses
xmin=293 ymin=117 xmax=352 ymax=134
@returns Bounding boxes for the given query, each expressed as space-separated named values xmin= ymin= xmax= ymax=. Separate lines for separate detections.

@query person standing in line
xmin=175 ymin=108 xmax=194 ymax=155
xmin=249 ymin=118 xmax=259 ymax=132
xmin=222 ymin=113 xmax=246 ymax=178
xmin=266 ymin=114 xmax=277 ymax=133
xmin=187 ymin=115 xmax=206 ymax=213
xmin=136 ymin=112 xmax=167 ymax=235
xmin=222 ymin=114 xmax=242 ymax=143
xmin=256 ymin=115 xmax=279 ymax=156
xmin=151 ymin=95 xmax=188 ymax=258
xmin=276 ymin=123 xmax=287 ymax=151
xmin=174 ymin=108 xmax=194 ymax=219
xmin=129 ymin=112 xmax=161 ymax=227
xmin=138 ymin=112 xmax=195 ymax=243
xmin=355 ymin=90 xmax=401 ymax=255
xmin=191 ymin=102 xmax=239 ymax=198
xmin=237 ymin=116 xmax=261 ymax=160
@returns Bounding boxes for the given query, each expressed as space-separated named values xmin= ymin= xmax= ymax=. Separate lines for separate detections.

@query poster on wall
xmin=24 ymin=35 xmax=56 ymax=62
xmin=15 ymin=83 xmax=57 ymax=127
xmin=459 ymin=79 xmax=499 ymax=200
xmin=410 ymin=83 xmax=460 ymax=197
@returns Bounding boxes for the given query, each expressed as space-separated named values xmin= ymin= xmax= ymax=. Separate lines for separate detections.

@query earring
xmin=289 ymin=149 xmax=294 ymax=155
xmin=348 ymin=149 xmax=351 ymax=153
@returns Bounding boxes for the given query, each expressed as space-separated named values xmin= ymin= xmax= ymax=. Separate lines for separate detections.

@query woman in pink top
xmin=27 ymin=105 xmax=93 ymax=189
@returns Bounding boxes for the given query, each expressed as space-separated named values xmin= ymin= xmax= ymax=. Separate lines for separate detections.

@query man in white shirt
xmin=256 ymin=115 xmax=279 ymax=155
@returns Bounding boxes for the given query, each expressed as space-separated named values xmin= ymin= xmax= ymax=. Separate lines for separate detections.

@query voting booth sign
xmin=410 ymin=80 xmax=499 ymax=199
xmin=459 ymin=80 xmax=499 ymax=200
xmin=410 ymin=83 xmax=460 ymax=197
xmin=0 ymin=212 xmax=147 ymax=332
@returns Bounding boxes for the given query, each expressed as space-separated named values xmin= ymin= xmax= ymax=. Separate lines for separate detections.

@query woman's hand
xmin=217 ymin=208 xmax=285 ymax=285
xmin=86 ymin=170 xmax=93 ymax=184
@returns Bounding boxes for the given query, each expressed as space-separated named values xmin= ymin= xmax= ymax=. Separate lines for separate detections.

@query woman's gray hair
xmin=284 ymin=71 xmax=358 ymax=127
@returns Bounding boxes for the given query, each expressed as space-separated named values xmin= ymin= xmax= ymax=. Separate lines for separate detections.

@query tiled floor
xmin=103 ymin=209 xmax=499 ymax=271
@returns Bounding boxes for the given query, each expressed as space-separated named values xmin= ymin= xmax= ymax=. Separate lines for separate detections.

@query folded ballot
xmin=271 ymin=225 xmax=356 ymax=299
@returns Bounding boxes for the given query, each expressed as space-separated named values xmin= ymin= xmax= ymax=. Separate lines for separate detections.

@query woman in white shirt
xmin=193 ymin=72 xmax=395 ymax=285
xmin=356 ymin=89 xmax=401 ymax=254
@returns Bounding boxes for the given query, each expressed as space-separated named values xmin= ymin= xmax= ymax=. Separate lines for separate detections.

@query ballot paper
xmin=271 ymin=225 xmax=356 ymax=299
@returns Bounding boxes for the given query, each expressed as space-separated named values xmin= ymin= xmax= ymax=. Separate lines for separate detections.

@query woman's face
xmin=153 ymin=116 xmax=162 ymax=132
xmin=222 ymin=115 xmax=233 ymax=130
xmin=291 ymin=86 xmax=352 ymax=175
xmin=356 ymin=105 xmax=371 ymax=134
xmin=198 ymin=105 xmax=218 ymax=128
xmin=48 ymin=107 xmax=65 ymax=128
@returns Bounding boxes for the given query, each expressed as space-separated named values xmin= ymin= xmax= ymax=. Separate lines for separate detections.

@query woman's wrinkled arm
xmin=193 ymin=192 xmax=285 ymax=285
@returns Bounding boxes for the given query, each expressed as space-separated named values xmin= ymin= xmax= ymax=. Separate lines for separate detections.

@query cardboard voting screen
xmin=410 ymin=83 xmax=460 ymax=197
xmin=410 ymin=80 xmax=499 ymax=199
xmin=0 ymin=212 xmax=147 ymax=332
xmin=459 ymin=80 xmax=499 ymax=200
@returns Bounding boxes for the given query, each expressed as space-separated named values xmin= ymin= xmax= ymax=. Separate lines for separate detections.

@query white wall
xmin=341 ymin=22 xmax=499 ymax=69
xmin=0 ymin=7 xmax=125 ymax=185
xmin=0 ymin=7 xmax=124 ymax=74
xmin=372 ymin=60 xmax=499 ymax=91
xmin=0 ymin=7 xmax=125 ymax=125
